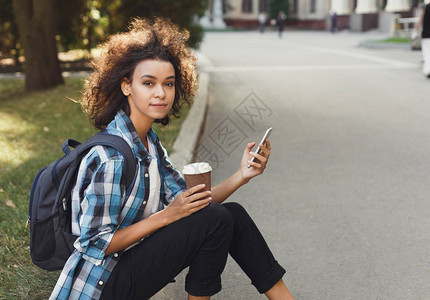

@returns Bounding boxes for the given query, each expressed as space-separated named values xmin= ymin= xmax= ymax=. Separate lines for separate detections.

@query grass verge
xmin=379 ymin=37 xmax=410 ymax=44
xmin=0 ymin=78 xmax=189 ymax=299
xmin=368 ymin=37 xmax=411 ymax=44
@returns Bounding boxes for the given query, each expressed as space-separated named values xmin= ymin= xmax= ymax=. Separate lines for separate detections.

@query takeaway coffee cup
xmin=182 ymin=162 xmax=212 ymax=192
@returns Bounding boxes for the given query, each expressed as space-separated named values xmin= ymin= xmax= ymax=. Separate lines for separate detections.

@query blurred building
xmin=201 ymin=0 xmax=420 ymax=32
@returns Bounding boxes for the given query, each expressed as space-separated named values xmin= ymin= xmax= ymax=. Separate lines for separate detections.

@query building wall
xmin=225 ymin=0 xmax=332 ymax=24
xmin=225 ymin=0 xmax=258 ymax=19
xmin=221 ymin=0 xmax=415 ymax=31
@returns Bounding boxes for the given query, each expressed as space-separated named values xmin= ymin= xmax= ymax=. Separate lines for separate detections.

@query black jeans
xmin=100 ymin=202 xmax=286 ymax=299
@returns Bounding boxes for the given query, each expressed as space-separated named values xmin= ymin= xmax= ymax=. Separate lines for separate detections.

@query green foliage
xmin=113 ymin=0 xmax=210 ymax=49
xmin=0 ymin=0 xmax=21 ymax=64
xmin=0 ymin=0 xmax=13 ymax=25
xmin=56 ymin=0 xmax=112 ymax=53
xmin=56 ymin=0 xmax=87 ymax=51
xmin=269 ymin=0 xmax=289 ymax=19
xmin=3 ymin=0 xmax=208 ymax=61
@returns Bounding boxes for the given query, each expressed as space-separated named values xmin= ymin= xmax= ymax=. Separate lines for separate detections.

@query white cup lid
xmin=182 ymin=162 xmax=212 ymax=175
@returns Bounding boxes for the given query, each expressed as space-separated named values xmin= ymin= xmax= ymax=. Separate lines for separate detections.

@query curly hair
xmin=81 ymin=18 xmax=198 ymax=129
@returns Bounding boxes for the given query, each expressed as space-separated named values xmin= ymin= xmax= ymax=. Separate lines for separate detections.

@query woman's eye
xmin=143 ymin=81 xmax=153 ymax=86
xmin=165 ymin=82 xmax=174 ymax=87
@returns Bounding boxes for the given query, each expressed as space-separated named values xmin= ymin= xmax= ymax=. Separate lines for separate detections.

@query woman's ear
xmin=121 ymin=78 xmax=131 ymax=97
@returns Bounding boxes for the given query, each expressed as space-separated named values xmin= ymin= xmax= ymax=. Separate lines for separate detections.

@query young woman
xmin=50 ymin=18 xmax=295 ymax=300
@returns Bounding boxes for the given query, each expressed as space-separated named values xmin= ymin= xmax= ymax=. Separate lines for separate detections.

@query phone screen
xmin=248 ymin=127 xmax=272 ymax=168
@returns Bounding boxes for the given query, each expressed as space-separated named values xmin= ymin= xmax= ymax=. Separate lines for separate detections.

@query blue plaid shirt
xmin=50 ymin=110 xmax=186 ymax=299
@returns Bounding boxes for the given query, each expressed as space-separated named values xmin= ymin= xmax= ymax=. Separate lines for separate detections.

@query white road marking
xmin=204 ymin=63 xmax=417 ymax=73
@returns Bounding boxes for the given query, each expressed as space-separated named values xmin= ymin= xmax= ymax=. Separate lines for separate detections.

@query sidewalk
xmin=187 ymin=29 xmax=430 ymax=300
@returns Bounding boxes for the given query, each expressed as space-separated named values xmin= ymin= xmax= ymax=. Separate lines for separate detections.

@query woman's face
xmin=122 ymin=59 xmax=175 ymax=125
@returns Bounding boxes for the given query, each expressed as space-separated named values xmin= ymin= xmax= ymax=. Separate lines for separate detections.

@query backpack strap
xmin=75 ymin=132 xmax=137 ymax=189
xmin=62 ymin=139 xmax=81 ymax=154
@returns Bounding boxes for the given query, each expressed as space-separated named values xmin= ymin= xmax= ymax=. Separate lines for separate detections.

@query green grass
xmin=0 ymin=78 xmax=189 ymax=299
xmin=372 ymin=37 xmax=411 ymax=44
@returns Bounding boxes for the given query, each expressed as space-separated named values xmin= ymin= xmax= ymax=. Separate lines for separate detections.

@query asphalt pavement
xmin=160 ymin=29 xmax=430 ymax=300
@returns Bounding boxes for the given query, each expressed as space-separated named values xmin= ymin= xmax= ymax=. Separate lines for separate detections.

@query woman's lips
xmin=150 ymin=103 xmax=168 ymax=109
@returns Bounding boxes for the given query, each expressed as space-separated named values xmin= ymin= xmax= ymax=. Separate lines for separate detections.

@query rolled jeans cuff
xmin=253 ymin=261 xmax=286 ymax=294
xmin=185 ymin=276 xmax=222 ymax=297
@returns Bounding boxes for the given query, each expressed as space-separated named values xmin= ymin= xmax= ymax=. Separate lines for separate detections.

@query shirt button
xmin=98 ymin=280 xmax=104 ymax=286
xmin=142 ymin=201 xmax=147 ymax=205
xmin=144 ymin=173 xmax=149 ymax=178
xmin=114 ymin=253 xmax=118 ymax=258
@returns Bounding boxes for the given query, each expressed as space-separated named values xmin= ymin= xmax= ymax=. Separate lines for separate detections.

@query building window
xmin=259 ymin=0 xmax=269 ymax=12
xmin=310 ymin=0 xmax=316 ymax=13
xmin=242 ymin=0 xmax=253 ymax=13
xmin=292 ymin=0 xmax=298 ymax=14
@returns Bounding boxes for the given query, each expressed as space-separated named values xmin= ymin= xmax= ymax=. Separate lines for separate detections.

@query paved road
xmin=191 ymin=30 xmax=430 ymax=300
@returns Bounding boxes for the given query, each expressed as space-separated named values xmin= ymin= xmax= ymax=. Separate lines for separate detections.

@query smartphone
xmin=247 ymin=127 xmax=273 ymax=168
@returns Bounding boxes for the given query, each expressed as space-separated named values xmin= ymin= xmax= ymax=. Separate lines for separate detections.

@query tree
xmin=0 ymin=0 xmax=21 ymax=66
xmin=55 ymin=0 xmax=117 ymax=56
xmin=112 ymin=0 xmax=209 ymax=49
xmin=12 ymin=0 xmax=63 ymax=91
xmin=1 ymin=0 xmax=87 ymax=67
xmin=56 ymin=0 xmax=87 ymax=52
xmin=269 ymin=0 xmax=289 ymax=19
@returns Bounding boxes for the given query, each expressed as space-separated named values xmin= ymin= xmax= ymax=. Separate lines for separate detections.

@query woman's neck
xmin=129 ymin=113 xmax=153 ymax=150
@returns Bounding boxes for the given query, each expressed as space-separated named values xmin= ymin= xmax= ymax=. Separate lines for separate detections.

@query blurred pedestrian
xmin=277 ymin=11 xmax=286 ymax=38
xmin=415 ymin=0 xmax=430 ymax=78
xmin=258 ymin=12 xmax=267 ymax=33
xmin=331 ymin=11 xmax=338 ymax=33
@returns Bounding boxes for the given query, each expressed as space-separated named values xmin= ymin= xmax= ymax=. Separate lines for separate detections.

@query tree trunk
xmin=12 ymin=0 xmax=63 ymax=91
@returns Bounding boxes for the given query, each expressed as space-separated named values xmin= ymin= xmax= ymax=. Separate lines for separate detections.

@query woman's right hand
xmin=163 ymin=184 xmax=211 ymax=224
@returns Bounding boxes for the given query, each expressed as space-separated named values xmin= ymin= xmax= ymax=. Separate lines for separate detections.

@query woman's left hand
xmin=239 ymin=139 xmax=271 ymax=183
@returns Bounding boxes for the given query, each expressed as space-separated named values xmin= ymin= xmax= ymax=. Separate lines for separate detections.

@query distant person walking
xmin=258 ymin=12 xmax=267 ymax=33
xmin=277 ymin=11 xmax=286 ymax=38
xmin=331 ymin=11 xmax=338 ymax=33
xmin=416 ymin=0 xmax=430 ymax=78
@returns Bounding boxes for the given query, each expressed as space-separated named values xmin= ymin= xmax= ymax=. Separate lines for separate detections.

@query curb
xmin=358 ymin=40 xmax=412 ymax=50
xmin=150 ymin=50 xmax=213 ymax=300
xmin=168 ymin=50 xmax=213 ymax=171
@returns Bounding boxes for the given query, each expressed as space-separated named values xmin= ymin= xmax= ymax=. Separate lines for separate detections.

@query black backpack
xmin=29 ymin=132 xmax=137 ymax=271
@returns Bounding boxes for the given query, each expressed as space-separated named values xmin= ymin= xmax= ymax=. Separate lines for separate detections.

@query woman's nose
xmin=154 ymin=84 xmax=165 ymax=98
